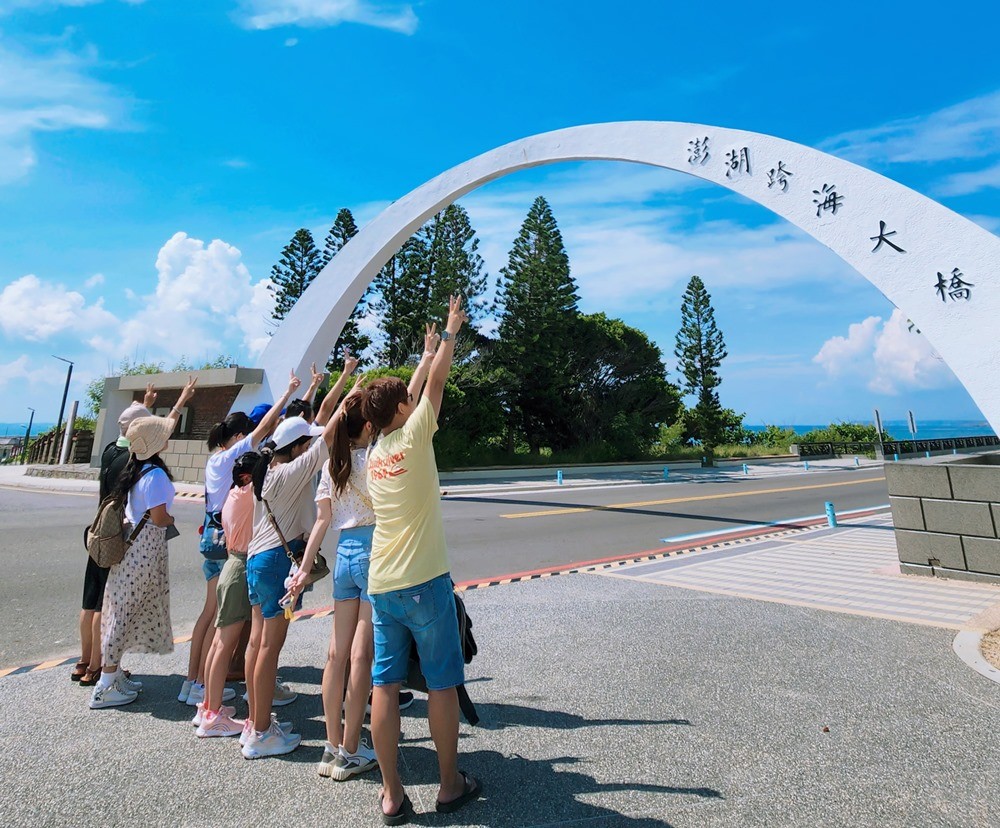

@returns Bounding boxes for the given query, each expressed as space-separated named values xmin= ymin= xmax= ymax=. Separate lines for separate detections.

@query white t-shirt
xmin=205 ymin=434 xmax=255 ymax=513
xmin=248 ymin=437 xmax=327 ymax=557
xmin=126 ymin=465 xmax=175 ymax=525
xmin=315 ymin=448 xmax=375 ymax=531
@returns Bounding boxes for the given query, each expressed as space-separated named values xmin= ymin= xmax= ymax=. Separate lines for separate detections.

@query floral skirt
xmin=101 ymin=523 xmax=173 ymax=665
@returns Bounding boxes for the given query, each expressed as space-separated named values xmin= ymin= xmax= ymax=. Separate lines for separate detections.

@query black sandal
xmin=436 ymin=772 xmax=481 ymax=814
xmin=379 ymin=793 xmax=412 ymax=826
xmin=70 ymin=661 xmax=88 ymax=682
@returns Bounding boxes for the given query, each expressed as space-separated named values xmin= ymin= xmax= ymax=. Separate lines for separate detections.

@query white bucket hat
xmin=126 ymin=416 xmax=175 ymax=461
xmin=272 ymin=416 xmax=323 ymax=451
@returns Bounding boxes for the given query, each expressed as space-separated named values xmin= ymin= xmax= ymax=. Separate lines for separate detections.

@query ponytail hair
xmin=232 ymin=451 xmax=260 ymax=489
xmin=208 ymin=412 xmax=254 ymax=450
xmin=251 ymin=436 xmax=311 ymax=501
xmin=330 ymin=394 xmax=368 ymax=497
xmin=111 ymin=452 xmax=173 ymax=502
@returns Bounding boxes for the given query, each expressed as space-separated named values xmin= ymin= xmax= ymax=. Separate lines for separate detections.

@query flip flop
xmin=379 ymin=793 xmax=412 ymax=826
xmin=436 ymin=772 xmax=481 ymax=814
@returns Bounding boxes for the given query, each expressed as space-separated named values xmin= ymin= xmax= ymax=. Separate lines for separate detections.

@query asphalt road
xmin=0 ymin=468 xmax=888 ymax=667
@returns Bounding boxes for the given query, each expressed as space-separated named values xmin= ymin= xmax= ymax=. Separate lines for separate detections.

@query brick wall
xmin=886 ymin=454 xmax=1000 ymax=582
xmin=128 ymin=384 xmax=242 ymax=484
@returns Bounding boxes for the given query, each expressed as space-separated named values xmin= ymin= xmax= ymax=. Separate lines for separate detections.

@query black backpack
xmin=407 ymin=588 xmax=479 ymax=725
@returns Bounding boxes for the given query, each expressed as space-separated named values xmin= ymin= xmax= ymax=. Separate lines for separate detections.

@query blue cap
xmin=248 ymin=403 xmax=271 ymax=426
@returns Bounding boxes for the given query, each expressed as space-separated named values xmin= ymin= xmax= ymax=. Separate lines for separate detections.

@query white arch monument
xmin=241 ymin=121 xmax=1000 ymax=432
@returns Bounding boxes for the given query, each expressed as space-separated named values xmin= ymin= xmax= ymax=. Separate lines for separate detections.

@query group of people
xmin=73 ymin=296 xmax=479 ymax=823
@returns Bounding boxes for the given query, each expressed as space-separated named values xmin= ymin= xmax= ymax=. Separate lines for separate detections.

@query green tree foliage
xmin=323 ymin=208 xmax=373 ymax=362
xmin=798 ymin=422 xmax=892 ymax=443
xmin=270 ymin=228 xmax=323 ymax=323
xmin=566 ymin=313 xmax=682 ymax=458
xmin=373 ymin=238 xmax=427 ymax=365
xmin=674 ymin=275 xmax=729 ymax=452
xmin=492 ymin=196 xmax=580 ymax=452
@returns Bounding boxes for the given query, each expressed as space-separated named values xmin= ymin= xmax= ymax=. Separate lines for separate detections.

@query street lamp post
xmin=52 ymin=355 xmax=73 ymax=464
xmin=21 ymin=407 xmax=35 ymax=464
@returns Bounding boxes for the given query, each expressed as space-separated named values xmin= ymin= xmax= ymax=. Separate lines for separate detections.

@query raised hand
xmin=143 ymin=382 xmax=158 ymax=409
xmin=309 ymin=361 xmax=324 ymax=388
xmin=446 ymin=294 xmax=469 ymax=334
xmin=178 ymin=375 xmax=197 ymax=405
xmin=342 ymin=349 xmax=359 ymax=377
xmin=424 ymin=322 xmax=441 ymax=358
xmin=287 ymin=370 xmax=302 ymax=394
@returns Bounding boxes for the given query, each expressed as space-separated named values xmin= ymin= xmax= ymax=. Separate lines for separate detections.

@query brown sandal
xmin=80 ymin=668 xmax=101 ymax=687
xmin=70 ymin=661 xmax=88 ymax=682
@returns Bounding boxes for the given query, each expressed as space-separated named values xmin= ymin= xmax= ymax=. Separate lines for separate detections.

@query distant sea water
xmin=0 ymin=421 xmax=55 ymax=437
xmin=745 ymin=420 xmax=996 ymax=440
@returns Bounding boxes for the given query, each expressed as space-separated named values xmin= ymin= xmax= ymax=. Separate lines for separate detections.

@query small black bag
xmin=407 ymin=587 xmax=479 ymax=725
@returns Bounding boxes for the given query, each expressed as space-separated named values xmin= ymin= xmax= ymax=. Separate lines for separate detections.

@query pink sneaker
xmin=196 ymin=709 xmax=245 ymax=738
xmin=192 ymin=702 xmax=236 ymax=727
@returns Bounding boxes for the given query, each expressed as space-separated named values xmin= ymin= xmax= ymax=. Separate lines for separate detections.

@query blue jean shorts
xmin=334 ymin=525 xmax=374 ymax=602
xmin=202 ymin=558 xmax=226 ymax=581
xmin=369 ymin=573 xmax=464 ymax=691
xmin=246 ymin=540 xmax=303 ymax=620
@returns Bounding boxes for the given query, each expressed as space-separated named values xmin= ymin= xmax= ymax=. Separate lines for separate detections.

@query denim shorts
xmin=334 ymin=525 xmax=374 ymax=602
xmin=246 ymin=540 xmax=303 ymax=620
xmin=369 ymin=573 xmax=465 ymax=691
xmin=202 ymin=557 xmax=226 ymax=581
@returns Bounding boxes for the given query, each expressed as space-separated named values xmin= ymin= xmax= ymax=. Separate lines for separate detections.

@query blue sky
xmin=2 ymin=0 xmax=1000 ymax=429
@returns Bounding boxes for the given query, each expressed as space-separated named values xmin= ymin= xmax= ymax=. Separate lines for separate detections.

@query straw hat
xmin=126 ymin=416 xmax=175 ymax=461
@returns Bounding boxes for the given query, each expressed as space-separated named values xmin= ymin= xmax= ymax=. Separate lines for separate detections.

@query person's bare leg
xmin=245 ymin=608 xmax=263 ymax=726
xmin=372 ymin=684 xmax=403 ymax=814
xmin=252 ymin=615 xmax=289 ymax=732
xmin=428 ymin=687 xmax=465 ymax=803
xmin=206 ymin=623 xmax=243 ymax=711
xmin=196 ymin=580 xmax=219 ymax=684
xmin=322 ymin=599 xmax=358 ymax=748
xmin=78 ymin=610 xmax=93 ymax=671
xmin=228 ymin=621 xmax=250 ymax=679
xmin=343 ymin=600 xmax=373 ymax=754
xmin=187 ymin=579 xmax=217 ymax=681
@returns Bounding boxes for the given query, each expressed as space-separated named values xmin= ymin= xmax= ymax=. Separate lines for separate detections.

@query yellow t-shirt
xmin=367 ymin=396 xmax=448 ymax=594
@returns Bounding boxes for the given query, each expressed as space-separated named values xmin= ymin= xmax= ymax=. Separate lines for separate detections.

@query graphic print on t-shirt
xmin=368 ymin=450 xmax=408 ymax=481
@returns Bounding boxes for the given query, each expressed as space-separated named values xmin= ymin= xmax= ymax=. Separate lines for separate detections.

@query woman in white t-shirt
xmin=89 ymin=415 xmax=179 ymax=710
xmin=180 ymin=370 xmax=310 ymax=707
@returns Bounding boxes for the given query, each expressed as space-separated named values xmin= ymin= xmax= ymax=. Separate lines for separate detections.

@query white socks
xmin=97 ymin=668 xmax=119 ymax=689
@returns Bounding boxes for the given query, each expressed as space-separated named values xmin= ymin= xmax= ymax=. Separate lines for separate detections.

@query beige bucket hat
xmin=125 ymin=416 xmax=175 ymax=461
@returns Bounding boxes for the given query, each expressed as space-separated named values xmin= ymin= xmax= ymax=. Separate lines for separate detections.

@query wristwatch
xmin=440 ymin=330 xmax=452 ymax=342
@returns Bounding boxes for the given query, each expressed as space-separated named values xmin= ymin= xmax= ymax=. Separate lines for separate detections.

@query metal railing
xmin=791 ymin=435 xmax=1000 ymax=459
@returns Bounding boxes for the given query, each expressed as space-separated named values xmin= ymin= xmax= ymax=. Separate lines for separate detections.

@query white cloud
xmin=821 ymin=90 xmax=1000 ymax=165
xmin=813 ymin=310 xmax=955 ymax=395
xmin=238 ymin=0 xmax=418 ymax=34
xmin=0 ymin=273 xmax=117 ymax=340
xmin=935 ymin=161 xmax=1000 ymax=197
xmin=0 ymin=40 xmax=130 ymax=183
xmin=223 ymin=157 xmax=251 ymax=168
xmin=84 ymin=272 xmax=105 ymax=287
xmin=0 ymin=353 xmax=63 ymax=393
xmin=284 ymin=37 xmax=298 ymax=47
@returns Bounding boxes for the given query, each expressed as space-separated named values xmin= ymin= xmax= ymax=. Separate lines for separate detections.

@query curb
xmin=952 ymin=630 xmax=1000 ymax=686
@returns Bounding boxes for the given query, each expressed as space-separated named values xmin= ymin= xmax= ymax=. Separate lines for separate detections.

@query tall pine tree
xmin=492 ymin=196 xmax=580 ymax=453
xmin=424 ymin=204 xmax=488 ymax=325
xmin=373 ymin=238 xmax=427 ymax=365
xmin=323 ymin=208 xmax=372 ymax=362
xmin=270 ymin=228 xmax=323 ymax=323
xmin=674 ymin=275 xmax=729 ymax=454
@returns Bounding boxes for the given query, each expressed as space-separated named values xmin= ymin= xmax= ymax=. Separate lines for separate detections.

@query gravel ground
xmin=981 ymin=628 xmax=1000 ymax=669
xmin=1 ymin=574 xmax=998 ymax=828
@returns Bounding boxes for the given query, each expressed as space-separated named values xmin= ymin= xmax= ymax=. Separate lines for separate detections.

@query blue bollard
xmin=825 ymin=501 xmax=838 ymax=527
xmin=953 ymin=448 xmax=958 ymax=455
xmin=742 ymin=463 xmax=749 ymax=475
xmin=663 ymin=467 xmax=669 ymax=480
xmin=925 ymin=450 xmax=931 ymax=458
xmin=804 ymin=461 xmax=810 ymax=471
xmin=557 ymin=470 xmax=563 ymax=485
xmin=854 ymin=456 xmax=860 ymax=467
xmin=894 ymin=453 xmax=899 ymax=462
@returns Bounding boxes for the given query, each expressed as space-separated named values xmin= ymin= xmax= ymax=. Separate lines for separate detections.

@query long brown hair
xmin=330 ymin=394 xmax=368 ymax=497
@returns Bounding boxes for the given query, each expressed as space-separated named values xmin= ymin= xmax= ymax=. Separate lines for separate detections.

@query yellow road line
xmin=500 ymin=476 xmax=886 ymax=519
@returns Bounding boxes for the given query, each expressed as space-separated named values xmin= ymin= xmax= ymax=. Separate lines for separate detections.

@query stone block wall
xmin=886 ymin=453 xmax=1000 ymax=582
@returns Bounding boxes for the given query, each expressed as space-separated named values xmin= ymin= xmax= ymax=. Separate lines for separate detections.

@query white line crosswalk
xmin=600 ymin=514 xmax=1000 ymax=628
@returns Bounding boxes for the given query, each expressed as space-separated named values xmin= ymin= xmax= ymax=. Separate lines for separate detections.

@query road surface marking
xmin=500 ymin=476 xmax=886 ymax=519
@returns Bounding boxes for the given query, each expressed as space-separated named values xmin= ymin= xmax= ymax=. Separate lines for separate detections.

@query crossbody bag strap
xmin=346 ymin=475 xmax=374 ymax=513
xmin=262 ymin=498 xmax=296 ymax=563
xmin=125 ymin=511 xmax=151 ymax=546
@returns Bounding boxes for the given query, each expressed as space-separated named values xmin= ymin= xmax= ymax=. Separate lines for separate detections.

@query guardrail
xmin=791 ymin=435 xmax=1000 ymax=459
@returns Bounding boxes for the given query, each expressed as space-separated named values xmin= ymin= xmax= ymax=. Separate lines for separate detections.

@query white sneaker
xmin=196 ymin=709 xmax=245 ymax=738
xmin=272 ymin=680 xmax=297 ymax=707
xmin=239 ymin=715 xmax=295 ymax=746
xmin=89 ymin=678 xmax=138 ymax=709
xmin=177 ymin=679 xmax=193 ymax=703
xmin=329 ymin=739 xmax=378 ymax=781
xmin=185 ymin=683 xmax=205 ymax=707
xmin=221 ymin=686 xmax=236 ymax=703
xmin=120 ymin=673 xmax=142 ymax=693
xmin=242 ymin=722 xmax=301 ymax=759
xmin=192 ymin=703 xmax=236 ymax=727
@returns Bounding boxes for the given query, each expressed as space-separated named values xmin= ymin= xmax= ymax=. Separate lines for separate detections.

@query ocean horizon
xmin=745 ymin=420 xmax=996 ymax=440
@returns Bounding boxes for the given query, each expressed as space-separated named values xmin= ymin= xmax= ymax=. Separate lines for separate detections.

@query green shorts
xmin=215 ymin=553 xmax=251 ymax=629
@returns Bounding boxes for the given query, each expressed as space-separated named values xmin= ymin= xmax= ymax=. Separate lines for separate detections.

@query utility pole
xmin=21 ymin=407 xmax=35 ymax=464
xmin=52 ymin=355 xmax=73 ymax=464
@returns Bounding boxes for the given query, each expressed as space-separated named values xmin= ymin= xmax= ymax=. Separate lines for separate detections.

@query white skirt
xmin=101 ymin=523 xmax=173 ymax=665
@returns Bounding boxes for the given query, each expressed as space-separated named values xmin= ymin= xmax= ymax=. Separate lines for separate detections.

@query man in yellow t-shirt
xmin=362 ymin=297 xmax=480 ymax=823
